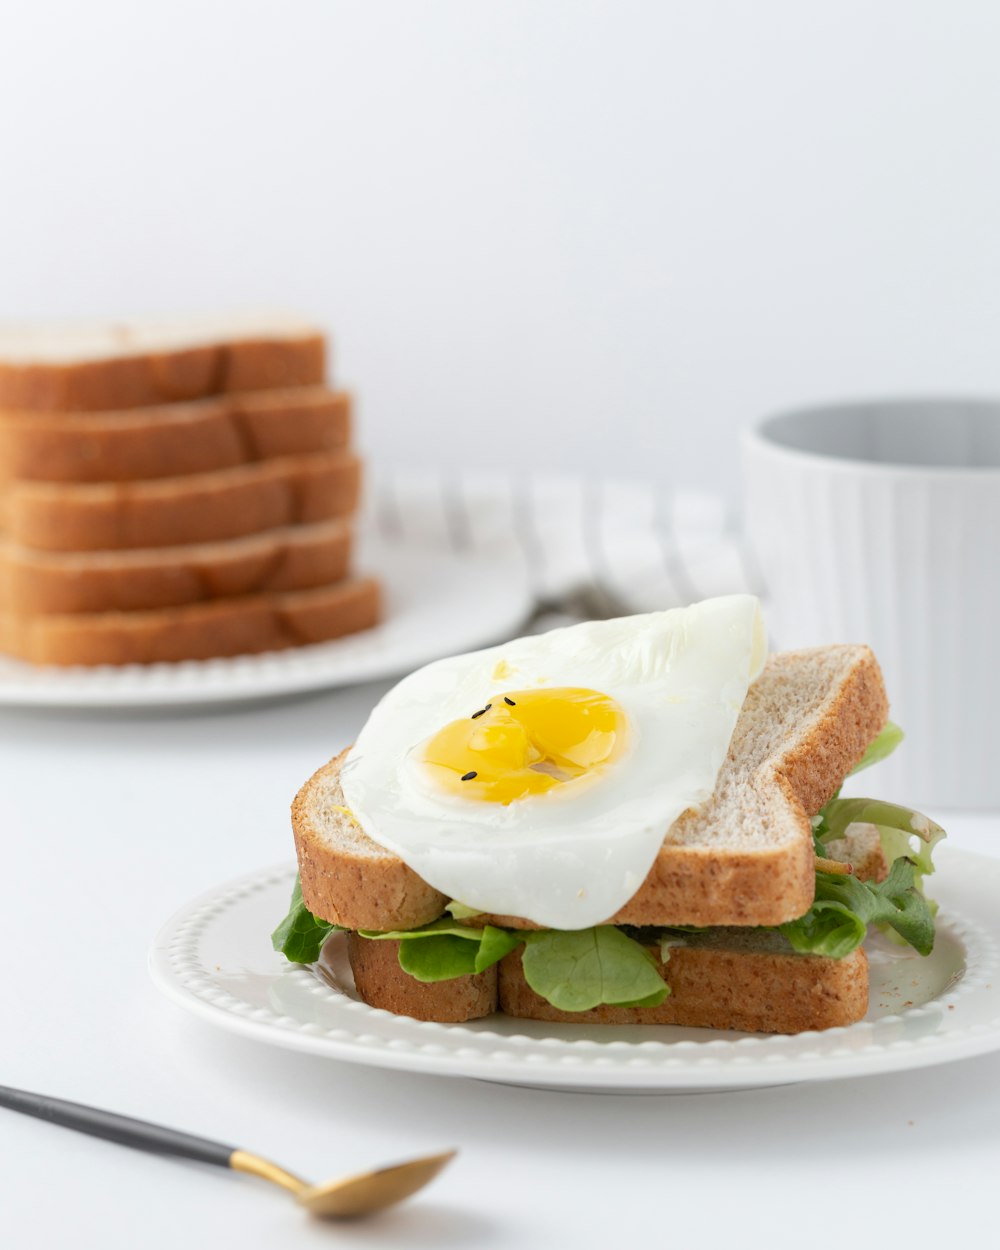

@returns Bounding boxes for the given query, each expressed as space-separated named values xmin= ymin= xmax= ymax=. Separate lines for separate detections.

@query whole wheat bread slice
xmin=0 ymin=576 xmax=380 ymax=665
xmin=339 ymin=931 xmax=869 ymax=1032
xmin=346 ymin=933 xmax=499 ymax=1023
xmin=0 ymin=519 xmax=353 ymax=615
xmin=293 ymin=645 xmax=888 ymax=932
xmin=0 ymin=314 xmax=326 ymax=411
xmin=2 ymin=451 xmax=361 ymax=552
xmin=496 ymin=936 xmax=868 ymax=1032
xmin=0 ymin=387 xmax=350 ymax=483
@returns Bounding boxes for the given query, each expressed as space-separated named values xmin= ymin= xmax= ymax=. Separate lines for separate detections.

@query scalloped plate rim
xmin=149 ymin=847 xmax=1000 ymax=1092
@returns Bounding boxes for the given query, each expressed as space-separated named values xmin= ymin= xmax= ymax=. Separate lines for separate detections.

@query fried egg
xmin=339 ymin=594 xmax=767 ymax=929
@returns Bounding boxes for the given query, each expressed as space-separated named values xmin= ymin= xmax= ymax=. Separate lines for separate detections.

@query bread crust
xmin=343 ymin=933 xmax=868 ymax=1032
xmin=0 ymin=387 xmax=350 ymax=483
xmin=346 ymin=933 xmax=497 ymax=1022
xmin=496 ymin=943 xmax=869 ymax=1033
xmin=601 ymin=644 xmax=889 ymax=927
xmin=0 ymin=520 xmax=353 ymax=615
xmin=0 ymin=576 xmax=380 ymax=665
xmin=3 ymin=452 xmax=361 ymax=552
xmin=294 ymin=749 xmax=449 ymax=932
xmin=0 ymin=334 xmax=326 ymax=412
xmin=293 ymin=646 xmax=889 ymax=932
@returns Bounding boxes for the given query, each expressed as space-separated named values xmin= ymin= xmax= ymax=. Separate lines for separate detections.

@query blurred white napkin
xmin=363 ymin=468 xmax=763 ymax=618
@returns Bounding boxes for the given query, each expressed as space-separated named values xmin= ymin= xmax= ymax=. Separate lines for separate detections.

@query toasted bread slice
xmin=0 ymin=387 xmax=350 ymax=483
xmin=497 ymin=936 xmax=869 ymax=1032
xmin=2 ymin=451 xmax=361 ymax=552
xmin=294 ymin=746 xmax=448 ymax=933
xmin=293 ymin=645 xmax=888 ymax=932
xmin=0 ymin=314 xmax=326 ymax=411
xmin=0 ymin=519 xmax=353 ymax=615
xmin=346 ymin=933 xmax=498 ymax=1023
xmin=0 ymin=576 xmax=380 ymax=665
xmin=341 ymin=932 xmax=869 ymax=1032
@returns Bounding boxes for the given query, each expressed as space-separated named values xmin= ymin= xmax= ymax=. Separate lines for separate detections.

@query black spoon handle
xmin=0 ymin=1085 xmax=236 ymax=1168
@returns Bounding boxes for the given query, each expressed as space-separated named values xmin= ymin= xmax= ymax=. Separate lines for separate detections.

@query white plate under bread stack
xmin=0 ymin=316 xmax=380 ymax=666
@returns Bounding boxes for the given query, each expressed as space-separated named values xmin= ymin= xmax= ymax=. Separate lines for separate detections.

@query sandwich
xmin=273 ymin=595 xmax=946 ymax=1034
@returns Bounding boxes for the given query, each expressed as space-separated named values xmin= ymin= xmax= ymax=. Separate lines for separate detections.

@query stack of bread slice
xmin=0 ymin=315 xmax=380 ymax=665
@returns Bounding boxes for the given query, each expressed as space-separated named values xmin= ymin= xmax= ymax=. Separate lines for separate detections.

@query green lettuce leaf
xmin=475 ymin=925 xmax=523 ymax=973
xmin=520 ymin=926 xmax=669 ymax=1012
xmin=818 ymin=797 xmax=945 ymax=880
xmin=358 ymin=918 xmax=483 ymax=942
xmin=779 ymin=900 xmax=868 ymax=959
xmin=359 ymin=917 xmax=484 ymax=983
xmin=359 ymin=919 xmax=523 ymax=982
xmin=398 ymin=934 xmax=480 ymax=981
xmin=849 ymin=721 xmax=905 ymax=775
xmin=781 ymin=857 xmax=936 ymax=958
xmin=820 ymin=856 xmax=936 ymax=954
xmin=271 ymin=877 xmax=343 ymax=963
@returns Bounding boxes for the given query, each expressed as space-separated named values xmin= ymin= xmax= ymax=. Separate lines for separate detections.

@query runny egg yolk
xmin=416 ymin=687 xmax=628 ymax=804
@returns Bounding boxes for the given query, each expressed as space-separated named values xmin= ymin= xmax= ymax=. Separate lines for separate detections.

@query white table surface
xmin=1 ymin=681 xmax=998 ymax=1250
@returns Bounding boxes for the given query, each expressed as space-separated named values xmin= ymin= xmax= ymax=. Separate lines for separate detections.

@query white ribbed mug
xmin=743 ymin=399 xmax=1000 ymax=809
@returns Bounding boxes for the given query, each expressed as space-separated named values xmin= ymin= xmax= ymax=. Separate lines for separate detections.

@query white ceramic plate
xmin=0 ymin=535 xmax=532 ymax=708
xmin=149 ymin=848 xmax=1000 ymax=1093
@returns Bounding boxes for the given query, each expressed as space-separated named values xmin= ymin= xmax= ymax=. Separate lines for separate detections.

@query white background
xmin=4 ymin=10 xmax=1000 ymax=1246
xmin=4 ymin=1 xmax=1000 ymax=498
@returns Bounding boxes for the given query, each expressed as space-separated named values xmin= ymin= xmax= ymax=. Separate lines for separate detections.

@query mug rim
xmin=745 ymin=395 xmax=1000 ymax=478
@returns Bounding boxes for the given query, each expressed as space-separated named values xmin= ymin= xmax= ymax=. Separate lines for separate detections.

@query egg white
xmin=339 ymin=594 xmax=767 ymax=929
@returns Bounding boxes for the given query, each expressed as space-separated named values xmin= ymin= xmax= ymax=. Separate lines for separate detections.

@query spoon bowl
xmin=297 ymin=1151 xmax=458 ymax=1218
xmin=230 ymin=1145 xmax=457 ymax=1217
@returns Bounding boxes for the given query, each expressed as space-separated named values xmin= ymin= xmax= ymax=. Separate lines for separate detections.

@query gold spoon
xmin=0 ymin=1084 xmax=455 ymax=1218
